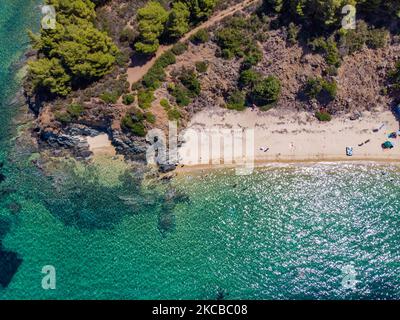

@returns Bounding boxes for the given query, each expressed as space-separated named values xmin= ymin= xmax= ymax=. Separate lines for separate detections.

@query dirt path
xmin=127 ymin=0 xmax=260 ymax=88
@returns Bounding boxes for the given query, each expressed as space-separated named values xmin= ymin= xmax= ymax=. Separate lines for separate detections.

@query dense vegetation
xmin=315 ymin=110 xmax=332 ymax=121
xmin=169 ymin=67 xmax=202 ymax=107
xmin=135 ymin=0 xmax=217 ymax=54
xmin=237 ymin=68 xmax=281 ymax=109
xmin=226 ymin=90 xmax=246 ymax=111
xmin=305 ymin=77 xmax=337 ymax=102
xmin=215 ymin=15 xmax=266 ymax=62
xmin=27 ymin=0 xmax=119 ymax=97
xmin=262 ymin=0 xmax=399 ymax=117
xmin=29 ymin=0 xmax=400 ymax=138
xmin=131 ymin=49 xmax=177 ymax=113
xmin=134 ymin=1 xmax=169 ymax=54
xmin=121 ymin=108 xmax=156 ymax=136
xmin=190 ymin=29 xmax=210 ymax=44
xmin=264 ymin=0 xmax=400 ymax=29
xmin=54 ymin=103 xmax=85 ymax=124
xmin=213 ymin=14 xmax=282 ymax=110
xmin=160 ymin=98 xmax=182 ymax=122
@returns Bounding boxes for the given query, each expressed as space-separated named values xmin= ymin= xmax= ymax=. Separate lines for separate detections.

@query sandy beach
xmin=87 ymin=134 xmax=116 ymax=156
xmin=83 ymin=110 xmax=400 ymax=171
xmin=176 ymin=108 xmax=400 ymax=170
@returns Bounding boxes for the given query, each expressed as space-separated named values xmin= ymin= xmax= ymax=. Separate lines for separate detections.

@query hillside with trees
xmin=27 ymin=0 xmax=119 ymax=97
xmin=25 ymin=0 xmax=400 ymax=162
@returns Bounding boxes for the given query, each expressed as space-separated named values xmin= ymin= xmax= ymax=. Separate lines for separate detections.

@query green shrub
xmin=326 ymin=65 xmax=338 ymax=76
xmin=137 ymin=89 xmax=154 ymax=109
xmin=170 ymin=84 xmax=191 ymax=106
xmin=367 ymin=28 xmax=389 ymax=49
xmin=388 ymin=61 xmax=400 ymax=91
xmin=185 ymin=0 xmax=216 ymax=21
xmin=157 ymin=50 xmax=176 ymax=68
xmin=67 ymin=104 xmax=84 ymax=118
xmin=322 ymin=80 xmax=337 ymax=99
xmin=315 ymin=110 xmax=332 ymax=122
xmin=190 ymin=29 xmax=209 ymax=44
xmin=130 ymin=122 xmax=147 ymax=137
xmin=308 ymin=37 xmax=328 ymax=53
xmin=215 ymin=27 xmax=244 ymax=59
xmin=142 ymin=64 xmax=166 ymax=89
xmin=287 ymin=22 xmax=299 ymax=45
xmin=305 ymin=77 xmax=337 ymax=101
xmin=160 ymin=98 xmax=171 ymax=109
xmin=119 ymin=27 xmax=137 ymax=44
xmin=340 ymin=21 xmax=369 ymax=55
xmin=100 ymin=91 xmax=119 ymax=104
xmin=325 ymin=38 xmax=341 ymax=67
xmin=339 ymin=21 xmax=388 ymax=54
xmin=144 ymin=112 xmax=156 ymax=124
xmin=141 ymin=51 xmax=176 ymax=89
xmin=167 ymin=82 xmax=176 ymax=91
xmin=171 ymin=42 xmax=188 ymax=55
xmin=249 ymin=76 xmax=281 ymax=107
xmin=226 ymin=16 xmax=247 ymax=29
xmin=167 ymin=108 xmax=181 ymax=121
xmin=131 ymin=82 xmax=143 ymax=91
xmin=27 ymin=1 xmax=119 ymax=97
xmin=226 ymin=90 xmax=246 ymax=111
xmin=239 ymin=68 xmax=262 ymax=89
xmin=115 ymin=50 xmax=131 ymax=67
xmin=166 ymin=1 xmax=190 ymax=39
xmin=195 ymin=61 xmax=209 ymax=73
xmin=178 ymin=68 xmax=201 ymax=96
xmin=122 ymin=94 xmax=135 ymax=105
xmin=160 ymin=97 xmax=181 ymax=121
xmin=242 ymin=45 xmax=263 ymax=69
xmin=309 ymin=36 xmax=340 ymax=67
xmin=55 ymin=111 xmax=72 ymax=124
xmin=305 ymin=78 xmax=322 ymax=99
xmin=121 ymin=110 xmax=147 ymax=137
xmin=220 ymin=48 xmax=235 ymax=59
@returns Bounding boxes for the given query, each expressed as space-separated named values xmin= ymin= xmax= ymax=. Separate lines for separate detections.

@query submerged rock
xmin=7 ymin=202 xmax=22 ymax=215
xmin=158 ymin=163 xmax=177 ymax=173
xmin=0 ymin=248 xmax=23 ymax=288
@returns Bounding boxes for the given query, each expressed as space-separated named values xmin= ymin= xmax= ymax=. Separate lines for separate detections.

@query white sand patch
xmin=86 ymin=134 xmax=116 ymax=156
xmin=178 ymin=109 xmax=400 ymax=169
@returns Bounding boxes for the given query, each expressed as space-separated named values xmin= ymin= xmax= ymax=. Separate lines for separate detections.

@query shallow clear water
xmin=0 ymin=2 xmax=399 ymax=300
xmin=0 ymin=162 xmax=399 ymax=299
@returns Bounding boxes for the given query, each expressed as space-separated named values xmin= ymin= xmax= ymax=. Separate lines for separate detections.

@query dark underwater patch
xmin=42 ymin=166 xmax=149 ymax=230
xmin=0 ymin=217 xmax=11 ymax=240
xmin=0 ymin=217 xmax=22 ymax=288
xmin=157 ymin=188 xmax=190 ymax=236
xmin=0 ymin=248 xmax=22 ymax=288
xmin=158 ymin=202 xmax=176 ymax=236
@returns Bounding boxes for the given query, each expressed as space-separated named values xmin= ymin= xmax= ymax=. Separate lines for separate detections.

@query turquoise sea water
xmin=0 ymin=1 xmax=400 ymax=300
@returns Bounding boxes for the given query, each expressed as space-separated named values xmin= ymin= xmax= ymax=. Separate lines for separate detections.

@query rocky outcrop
xmin=39 ymin=129 xmax=92 ymax=160
xmin=158 ymin=163 xmax=177 ymax=173
xmin=111 ymin=129 xmax=147 ymax=161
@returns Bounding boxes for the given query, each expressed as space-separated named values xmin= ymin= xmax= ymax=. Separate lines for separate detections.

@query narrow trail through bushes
xmin=126 ymin=0 xmax=260 ymax=88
